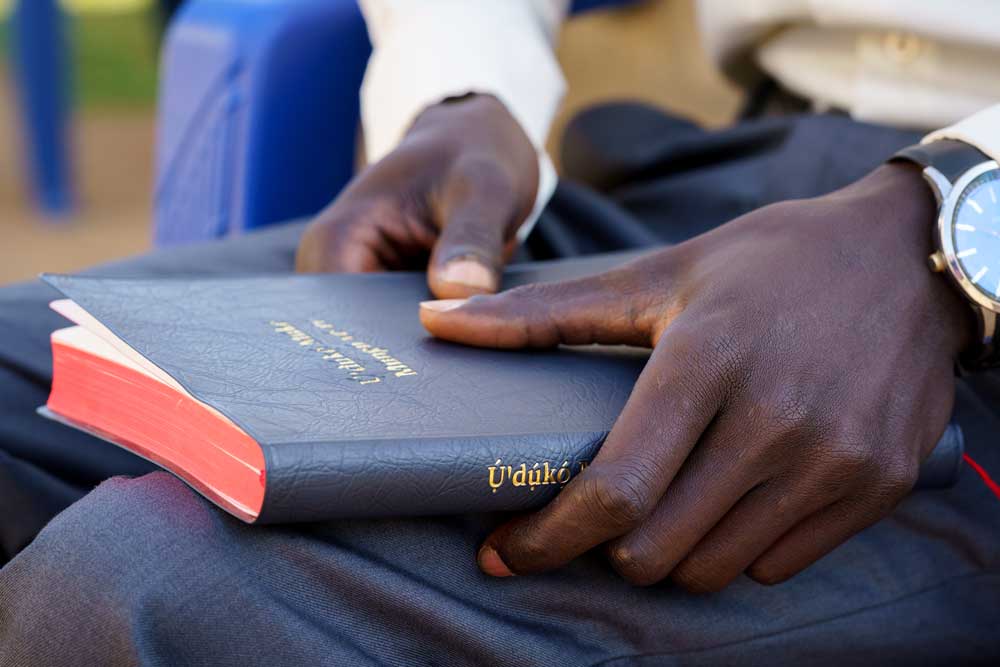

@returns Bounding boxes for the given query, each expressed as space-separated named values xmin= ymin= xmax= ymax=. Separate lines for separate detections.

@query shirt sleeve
xmin=923 ymin=104 xmax=1000 ymax=165
xmin=358 ymin=0 xmax=570 ymax=236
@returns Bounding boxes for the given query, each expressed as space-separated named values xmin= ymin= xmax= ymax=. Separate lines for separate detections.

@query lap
xmin=1 ymin=458 xmax=998 ymax=666
xmin=2 ymin=112 xmax=1000 ymax=663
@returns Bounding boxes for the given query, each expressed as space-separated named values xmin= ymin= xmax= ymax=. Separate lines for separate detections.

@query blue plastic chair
xmin=154 ymin=0 xmax=637 ymax=245
xmin=11 ymin=0 xmax=74 ymax=217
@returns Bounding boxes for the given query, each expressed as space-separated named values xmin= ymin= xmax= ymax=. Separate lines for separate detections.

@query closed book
xmin=40 ymin=253 xmax=964 ymax=523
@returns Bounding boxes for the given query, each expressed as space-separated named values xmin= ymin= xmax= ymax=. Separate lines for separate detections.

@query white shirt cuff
xmin=922 ymin=104 xmax=1000 ymax=164
xmin=359 ymin=1 xmax=566 ymax=164
xmin=516 ymin=152 xmax=558 ymax=243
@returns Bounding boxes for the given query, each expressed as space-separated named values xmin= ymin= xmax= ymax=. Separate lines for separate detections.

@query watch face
xmin=951 ymin=169 xmax=1000 ymax=301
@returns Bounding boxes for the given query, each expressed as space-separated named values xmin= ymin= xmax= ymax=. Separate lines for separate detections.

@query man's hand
xmin=296 ymin=94 xmax=539 ymax=299
xmin=420 ymin=164 xmax=973 ymax=591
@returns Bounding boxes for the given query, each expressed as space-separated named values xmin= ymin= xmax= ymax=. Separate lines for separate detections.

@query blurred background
xmin=0 ymin=0 xmax=740 ymax=285
xmin=1 ymin=0 xmax=159 ymax=283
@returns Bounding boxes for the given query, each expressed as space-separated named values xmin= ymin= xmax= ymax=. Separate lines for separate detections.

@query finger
xmin=295 ymin=213 xmax=388 ymax=273
xmin=665 ymin=472 xmax=843 ymax=592
xmin=746 ymin=486 xmax=906 ymax=586
xmin=428 ymin=155 xmax=527 ymax=299
xmin=420 ymin=268 xmax=672 ymax=349
xmin=602 ymin=418 xmax=764 ymax=588
xmin=296 ymin=199 xmax=436 ymax=274
xmin=746 ymin=426 xmax=920 ymax=586
xmin=476 ymin=318 xmax=725 ymax=576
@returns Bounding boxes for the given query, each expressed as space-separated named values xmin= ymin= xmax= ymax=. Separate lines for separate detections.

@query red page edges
xmin=47 ymin=341 xmax=266 ymax=522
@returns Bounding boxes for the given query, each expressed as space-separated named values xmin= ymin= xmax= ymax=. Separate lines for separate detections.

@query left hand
xmin=295 ymin=94 xmax=538 ymax=298
xmin=420 ymin=164 xmax=972 ymax=591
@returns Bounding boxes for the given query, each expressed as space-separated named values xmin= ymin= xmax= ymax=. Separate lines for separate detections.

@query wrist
xmin=407 ymin=93 xmax=525 ymax=154
xmin=411 ymin=93 xmax=501 ymax=127
xmin=863 ymin=162 xmax=975 ymax=356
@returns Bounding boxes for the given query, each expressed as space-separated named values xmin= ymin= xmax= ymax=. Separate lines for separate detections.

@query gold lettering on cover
xmin=511 ymin=464 xmax=527 ymax=487
xmin=269 ymin=321 xmax=316 ymax=347
xmin=487 ymin=459 xmax=587 ymax=493
xmin=527 ymin=463 xmax=542 ymax=491
xmin=269 ymin=319 xmax=420 ymax=385
xmin=488 ymin=459 xmax=508 ymax=493
xmin=311 ymin=319 xmax=419 ymax=379
xmin=269 ymin=320 xmax=380 ymax=385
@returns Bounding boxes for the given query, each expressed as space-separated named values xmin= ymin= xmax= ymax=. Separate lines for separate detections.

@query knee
xmin=0 ymin=472 xmax=228 ymax=664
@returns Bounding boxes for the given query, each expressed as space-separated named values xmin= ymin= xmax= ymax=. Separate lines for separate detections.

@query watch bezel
xmin=937 ymin=160 xmax=1000 ymax=314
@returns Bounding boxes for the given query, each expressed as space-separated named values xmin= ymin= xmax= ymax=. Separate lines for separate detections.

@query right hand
xmin=420 ymin=164 xmax=967 ymax=590
xmin=295 ymin=94 xmax=539 ymax=299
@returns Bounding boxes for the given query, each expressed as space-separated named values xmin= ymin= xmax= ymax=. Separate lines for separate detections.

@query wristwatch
xmin=893 ymin=139 xmax=1000 ymax=371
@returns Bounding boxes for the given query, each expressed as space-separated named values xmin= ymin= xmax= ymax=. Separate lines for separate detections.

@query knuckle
xmin=658 ymin=318 xmax=701 ymax=354
xmin=579 ymin=469 xmax=653 ymax=530
xmin=877 ymin=452 xmax=919 ymax=499
xmin=757 ymin=384 xmax=817 ymax=438
xmin=490 ymin=282 xmax=582 ymax=347
xmin=695 ymin=328 xmax=749 ymax=390
xmin=606 ymin=541 xmax=661 ymax=587
xmin=821 ymin=424 xmax=878 ymax=480
xmin=483 ymin=285 xmax=556 ymax=347
xmin=660 ymin=321 xmax=747 ymax=407
xmin=828 ymin=445 xmax=870 ymax=479
xmin=736 ymin=385 xmax=820 ymax=466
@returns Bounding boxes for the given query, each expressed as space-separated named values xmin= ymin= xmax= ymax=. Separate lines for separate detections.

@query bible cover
xmin=40 ymin=253 xmax=964 ymax=524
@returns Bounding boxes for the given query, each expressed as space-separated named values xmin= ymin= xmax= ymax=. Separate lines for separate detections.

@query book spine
xmin=253 ymin=422 xmax=963 ymax=524
xmin=256 ymin=431 xmax=608 ymax=523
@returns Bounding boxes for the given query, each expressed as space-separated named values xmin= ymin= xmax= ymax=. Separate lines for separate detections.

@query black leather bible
xmin=40 ymin=252 xmax=964 ymax=524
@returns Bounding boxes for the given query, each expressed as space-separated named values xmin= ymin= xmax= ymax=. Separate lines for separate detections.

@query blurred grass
xmin=0 ymin=8 xmax=159 ymax=109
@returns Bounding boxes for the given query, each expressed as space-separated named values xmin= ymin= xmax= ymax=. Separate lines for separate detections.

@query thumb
xmin=419 ymin=271 xmax=662 ymax=349
xmin=427 ymin=157 xmax=531 ymax=299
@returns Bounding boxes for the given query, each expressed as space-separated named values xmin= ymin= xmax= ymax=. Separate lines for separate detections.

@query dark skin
xmin=299 ymin=94 xmax=973 ymax=591
xmin=297 ymin=94 xmax=539 ymax=298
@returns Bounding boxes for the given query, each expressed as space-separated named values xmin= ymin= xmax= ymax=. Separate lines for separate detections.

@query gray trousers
xmin=1 ymin=111 xmax=999 ymax=665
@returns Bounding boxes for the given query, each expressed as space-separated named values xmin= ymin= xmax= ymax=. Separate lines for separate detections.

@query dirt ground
xmin=0 ymin=0 xmax=740 ymax=285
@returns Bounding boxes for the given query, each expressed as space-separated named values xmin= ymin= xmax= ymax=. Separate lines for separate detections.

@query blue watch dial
xmin=952 ymin=170 xmax=1000 ymax=300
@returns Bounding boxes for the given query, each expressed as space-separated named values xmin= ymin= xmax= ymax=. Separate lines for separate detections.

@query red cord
xmin=963 ymin=453 xmax=1000 ymax=502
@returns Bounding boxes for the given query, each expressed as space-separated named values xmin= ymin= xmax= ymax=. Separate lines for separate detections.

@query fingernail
xmin=420 ymin=298 xmax=468 ymax=312
xmin=439 ymin=259 xmax=497 ymax=292
xmin=478 ymin=545 xmax=514 ymax=577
